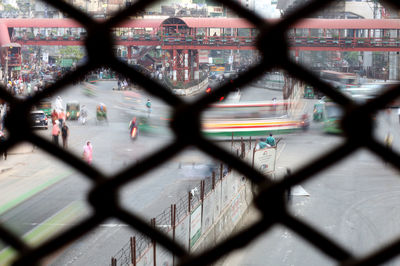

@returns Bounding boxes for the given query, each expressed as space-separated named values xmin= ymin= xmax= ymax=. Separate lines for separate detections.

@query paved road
xmin=222 ymin=102 xmax=400 ymax=266
xmin=0 ymin=80 xmax=282 ymax=265
xmin=0 ymin=81 xmax=216 ymax=264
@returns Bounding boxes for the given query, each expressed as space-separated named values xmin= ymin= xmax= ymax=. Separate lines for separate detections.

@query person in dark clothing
xmin=0 ymin=131 xmax=7 ymax=160
xmin=61 ymin=123 xmax=69 ymax=149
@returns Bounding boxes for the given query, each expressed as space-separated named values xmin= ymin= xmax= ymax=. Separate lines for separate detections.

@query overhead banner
xmin=254 ymin=147 xmax=276 ymax=174
xmin=199 ymin=50 xmax=209 ymax=63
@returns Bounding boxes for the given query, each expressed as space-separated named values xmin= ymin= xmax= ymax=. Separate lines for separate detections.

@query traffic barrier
xmin=111 ymin=140 xmax=277 ymax=265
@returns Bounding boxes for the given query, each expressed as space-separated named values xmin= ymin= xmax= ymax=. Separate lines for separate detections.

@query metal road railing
xmin=1 ymin=0 xmax=400 ymax=265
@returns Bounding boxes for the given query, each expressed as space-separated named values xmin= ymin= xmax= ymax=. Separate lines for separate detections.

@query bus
xmin=320 ymin=70 xmax=358 ymax=90
xmin=322 ymin=101 xmax=343 ymax=134
xmin=202 ymin=101 xmax=309 ymax=137
xmin=36 ymin=99 xmax=52 ymax=117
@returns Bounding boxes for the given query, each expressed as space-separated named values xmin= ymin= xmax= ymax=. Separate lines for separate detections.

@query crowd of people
xmin=4 ymin=61 xmax=69 ymax=97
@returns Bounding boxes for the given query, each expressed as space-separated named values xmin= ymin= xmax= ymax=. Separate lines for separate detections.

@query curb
xmin=8 ymin=143 xmax=35 ymax=155
xmin=251 ymin=82 xmax=283 ymax=92
xmin=0 ymin=167 xmax=12 ymax=174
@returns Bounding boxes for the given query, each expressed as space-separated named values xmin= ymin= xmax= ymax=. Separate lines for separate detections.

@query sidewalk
xmin=0 ymin=145 xmax=72 ymax=215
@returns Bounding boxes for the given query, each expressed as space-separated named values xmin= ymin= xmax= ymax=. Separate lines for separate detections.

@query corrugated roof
xmin=167 ymin=17 xmax=256 ymax=28
xmin=1 ymin=19 xmax=83 ymax=28
xmin=0 ymin=18 xmax=400 ymax=30
xmin=293 ymin=18 xmax=400 ymax=29
xmin=0 ymin=18 xmax=163 ymax=28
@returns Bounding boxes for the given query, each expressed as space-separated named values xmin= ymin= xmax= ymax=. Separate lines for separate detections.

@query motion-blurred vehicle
xmin=304 ymin=86 xmax=314 ymax=99
xmin=129 ymin=119 xmax=139 ymax=140
xmin=36 ymin=98 xmax=52 ymax=117
xmin=320 ymin=70 xmax=358 ymax=89
xmin=30 ymin=110 xmax=48 ymax=129
xmin=83 ymin=82 xmax=96 ymax=97
xmin=96 ymin=103 xmax=107 ymax=124
xmin=66 ymin=101 xmax=80 ymax=120
xmin=357 ymin=82 xmax=400 ymax=107
xmin=313 ymin=102 xmax=324 ymax=121
xmin=322 ymin=101 xmax=343 ymax=134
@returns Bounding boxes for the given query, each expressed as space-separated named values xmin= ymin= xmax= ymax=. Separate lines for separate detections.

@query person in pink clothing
xmin=52 ymin=120 xmax=60 ymax=146
xmin=83 ymin=141 xmax=93 ymax=164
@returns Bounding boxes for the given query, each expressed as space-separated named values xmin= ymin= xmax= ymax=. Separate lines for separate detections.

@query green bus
xmin=37 ymin=99 xmax=52 ymax=117
xmin=322 ymin=102 xmax=343 ymax=134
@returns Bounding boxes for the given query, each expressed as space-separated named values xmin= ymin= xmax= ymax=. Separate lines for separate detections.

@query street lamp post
xmin=4 ymin=56 xmax=8 ymax=84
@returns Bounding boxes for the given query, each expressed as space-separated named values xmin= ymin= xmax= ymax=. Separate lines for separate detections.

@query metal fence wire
xmin=1 ymin=0 xmax=400 ymax=265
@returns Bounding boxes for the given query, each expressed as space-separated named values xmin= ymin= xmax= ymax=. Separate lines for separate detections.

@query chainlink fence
xmin=1 ymin=0 xmax=400 ymax=265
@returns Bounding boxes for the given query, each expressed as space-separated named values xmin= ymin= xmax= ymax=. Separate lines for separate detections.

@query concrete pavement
xmin=0 ymin=145 xmax=72 ymax=216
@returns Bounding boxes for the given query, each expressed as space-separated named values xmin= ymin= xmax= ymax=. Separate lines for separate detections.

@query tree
xmin=3 ymin=4 xmax=19 ymax=12
xmin=59 ymin=46 xmax=84 ymax=60
xmin=342 ymin=52 xmax=360 ymax=67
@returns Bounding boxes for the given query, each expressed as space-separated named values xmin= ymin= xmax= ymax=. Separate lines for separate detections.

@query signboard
xmin=60 ymin=58 xmax=74 ymax=68
xmin=202 ymin=193 xmax=214 ymax=233
xmin=199 ymin=50 xmax=209 ymax=63
xmin=175 ymin=215 xmax=190 ymax=252
xmin=254 ymin=148 xmax=276 ymax=174
xmin=212 ymin=57 xmax=224 ymax=64
xmin=190 ymin=205 xmax=202 ymax=248
xmin=210 ymin=66 xmax=225 ymax=72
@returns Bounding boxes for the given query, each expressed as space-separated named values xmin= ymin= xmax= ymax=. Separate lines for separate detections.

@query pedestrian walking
xmin=52 ymin=121 xmax=60 ymax=146
xmin=51 ymin=109 xmax=58 ymax=125
xmin=266 ymin=133 xmax=276 ymax=147
xmin=146 ymin=99 xmax=152 ymax=118
xmin=58 ymin=109 xmax=66 ymax=127
xmin=0 ymin=131 xmax=7 ymax=160
xmin=83 ymin=141 xmax=93 ymax=165
xmin=61 ymin=123 xmax=69 ymax=149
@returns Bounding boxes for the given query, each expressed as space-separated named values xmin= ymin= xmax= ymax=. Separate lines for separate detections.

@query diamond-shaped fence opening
xmin=1 ymin=0 xmax=400 ymax=265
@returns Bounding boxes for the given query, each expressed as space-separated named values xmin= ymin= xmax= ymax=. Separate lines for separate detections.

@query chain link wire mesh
xmin=0 ymin=0 xmax=400 ymax=265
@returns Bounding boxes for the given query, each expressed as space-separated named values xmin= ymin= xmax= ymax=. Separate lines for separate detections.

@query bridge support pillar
xmin=172 ymin=49 xmax=177 ymax=82
xmin=193 ymin=50 xmax=199 ymax=80
xmin=389 ymin=51 xmax=399 ymax=80
xmin=127 ymin=46 xmax=132 ymax=60
xmin=183 ymin=49 xmax=189 ymax=82
xmin=163 ymin=49 xmax=199 ymax=84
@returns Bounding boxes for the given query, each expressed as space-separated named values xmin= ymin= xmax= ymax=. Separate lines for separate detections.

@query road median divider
xmin=0 ymin=201 xmax=86 ymax=265
xmin=0 ymin=170 xmax=72 ymax=216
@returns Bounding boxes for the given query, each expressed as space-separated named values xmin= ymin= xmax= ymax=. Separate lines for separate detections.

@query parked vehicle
xmin=30 ymin=110 xmax=48 ymax=129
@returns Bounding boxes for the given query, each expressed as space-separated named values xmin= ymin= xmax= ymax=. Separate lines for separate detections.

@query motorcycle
xmin=80 ymin=108 xmax=88 ymax=125
xmin=129 ymin=118 xmax=138 ymax=140
xmin=130 ymin=125 xmax=138 ymax=140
